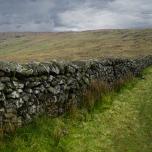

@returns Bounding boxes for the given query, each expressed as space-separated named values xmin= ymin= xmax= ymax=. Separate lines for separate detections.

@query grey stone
xmin=4 ymin=113 xmax=16 ymax=119
xmin=0 ymin=93 xmax=5 ymax=101
xmin=4 ymin=88 xmax=13 ymax=93
xmin=0 ymin=82 xmax=5 ymax=91
xmin=59 ymin=80 xmax=65 ymax=85
xmin=48 ymin=86 xmax=60 ymax=95
xmin=7 ymin=91 xmax=20 ymax=99
xmin=0 ymin=108 xmax=5 ymax=113
xmin=22 ymin=95 xmax=29 ymax=102
xmin=25 ymin=89 xmax=33 ymax=94
xmin=26 ymin=81 xmax=41 ymax=87
xmin=17 ymin=65 xmax=33 ymax=76
xmin=48 ymin=75 xmax=55 ymax=82
xmin=13 ymin=81 xmax=24 ymax=89
xmin=18 ymin=89 xmax=23 ymax=93
xmin=29 ymin=105 xmax=37 ymax=115
xmin=5 ymin=82 xmax=14 ymax=89
xmin=34 ymin=90 xmax=40 ymax=95
xmin=83 ymin=77 xmax=90 ymax=85
xmin=26 ymin=114 xmax=32 ymax=122
xmin=0 ymin=77 xmax=10 ymax=82
xmin=51 ymin=65 xmax=60 ymax=75
xmin=67 ymin=65 xmax=76 ymax=73
xmin=6 ymin=108 xmax=16 ymax=114
xmin=16 ymin=98 xmax=24 ymax=108
xmin=39 ymin=85 xmax=45 ymax=92
xmin=0 ymin=71 xmax=5 ymax=76
xmin=41 ymin=76 xmax=48 ymax=81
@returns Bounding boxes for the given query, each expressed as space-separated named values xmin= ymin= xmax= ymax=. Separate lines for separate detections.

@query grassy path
xmin=1 ymin=67 xmax=152 ymax=152
xmin=58 ymin=67 xmax=152 ymax=152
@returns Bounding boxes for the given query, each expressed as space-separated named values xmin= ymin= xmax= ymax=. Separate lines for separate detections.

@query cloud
xmin=0 ymin=0 xmax=55 ymax=31
xmin=0 ymin=0 xmax=151 ymax=31
xmin=55 ymin=0 xmax=152 ymax=31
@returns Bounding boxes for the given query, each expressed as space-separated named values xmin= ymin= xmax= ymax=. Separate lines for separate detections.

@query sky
xmin=0 ymin=0 xmax=152 ymax=32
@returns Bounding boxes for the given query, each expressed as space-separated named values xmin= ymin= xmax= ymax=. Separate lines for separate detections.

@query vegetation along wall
xmin=0 ymin=56 xmax=152 ymax=131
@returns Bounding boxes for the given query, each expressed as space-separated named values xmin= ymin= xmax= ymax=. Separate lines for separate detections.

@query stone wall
xmin=0 ymin=56 xmax=152 ymax=131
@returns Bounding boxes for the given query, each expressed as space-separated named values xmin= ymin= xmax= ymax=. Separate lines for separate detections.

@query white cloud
xmin=0 ymin=0 xmax=151 ymax=31
xmin=55 ymin=0 xmax=152 ymax=31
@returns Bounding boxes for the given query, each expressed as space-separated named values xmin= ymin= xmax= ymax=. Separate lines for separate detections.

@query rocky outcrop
xmin=0 ymin=55 xmax=152 ymax=131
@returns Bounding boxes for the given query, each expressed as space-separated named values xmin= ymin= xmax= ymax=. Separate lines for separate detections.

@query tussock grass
xmin=82 ymin=80 xmax=110 ymax=113
xmin=82 ymin=73 xmax=134 ymax=113
xmin=52 ymin=119 xmax=67 ymax=147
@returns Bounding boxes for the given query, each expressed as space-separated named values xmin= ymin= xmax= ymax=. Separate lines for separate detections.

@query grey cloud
xmin=55 ymin=0 xmax=152 ymax=31
xmin=0 ymin=0 xmax=151 ymax=32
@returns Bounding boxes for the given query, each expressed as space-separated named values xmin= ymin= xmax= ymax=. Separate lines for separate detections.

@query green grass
xmin=1 ymin=67 xmax=152 ymax=152
xmin=0 ymin=29 xmax=152 ymax=62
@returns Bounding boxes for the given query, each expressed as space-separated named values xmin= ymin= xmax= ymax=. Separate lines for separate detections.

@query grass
xmin=0 ymin=29 xmax=152 ymax=62
xmin=0 ymin=67 xmax=152 ymax=152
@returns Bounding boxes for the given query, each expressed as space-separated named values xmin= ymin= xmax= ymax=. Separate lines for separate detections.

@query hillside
xmin=0 ymin=29 xmax=152 ymax=63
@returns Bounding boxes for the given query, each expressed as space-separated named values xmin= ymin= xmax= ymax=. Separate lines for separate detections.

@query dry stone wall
xmin=0 ymin=56 xmax=152 ymax=131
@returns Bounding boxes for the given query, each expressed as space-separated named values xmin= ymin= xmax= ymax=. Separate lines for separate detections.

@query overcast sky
xmin=0 ymin=0 xmax=152 ymax=32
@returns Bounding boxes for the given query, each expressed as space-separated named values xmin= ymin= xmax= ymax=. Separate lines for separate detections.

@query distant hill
xmin=0 ymin=29 xmax=152 ymax=63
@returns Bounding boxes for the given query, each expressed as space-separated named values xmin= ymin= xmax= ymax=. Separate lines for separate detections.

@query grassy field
xmin=0 ymin=66 xmax=152 ymax=152
xmin=0 ymin=29 xmax=152 ymax=63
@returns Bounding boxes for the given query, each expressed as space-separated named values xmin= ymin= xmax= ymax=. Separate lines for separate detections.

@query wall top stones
xmin=0 ymin=55 xmax=152 ymax=77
